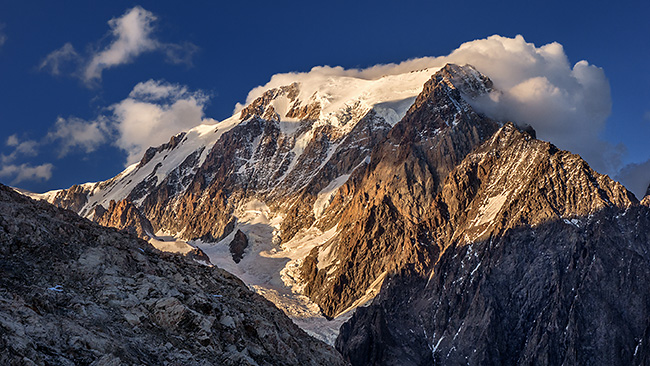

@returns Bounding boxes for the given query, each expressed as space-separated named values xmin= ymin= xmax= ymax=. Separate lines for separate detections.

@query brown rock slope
xmin=301 ymin=64 xmax=502 ymax=317
xmin=0 ymin=184 xmax=346 ymax=366
xmin=336 ymin=123 xmax=649 ymax=366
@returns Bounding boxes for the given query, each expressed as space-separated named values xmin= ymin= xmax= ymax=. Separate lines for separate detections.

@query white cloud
xmin=445 ymin=36 xmax=613 ymax=173
xmin=2 ymin=80 xmax=212 ymax=184
xmin=45 ymin=80 xmax=214 ymax=166
xmin=3 ymin=135 xmax=38 ymax=164
xmin=6 ymin=135 xmax=18 ymax=147
xmin=83 ymin=6 xmax=158 ymax=83
xmin=111 ymin=80 xmax=215 ymax=165
xmin=40 ymin=6 xmax=198 ymax=85
xmin=1 ymin=135 xmax=52 ymax=184
xmin=241 ymin=34 xmax=616 ymax=175
xmin=46 ymin=116 xmax=109 ymax=157
xmin=0 ymin=163 xmax=53 ymax=184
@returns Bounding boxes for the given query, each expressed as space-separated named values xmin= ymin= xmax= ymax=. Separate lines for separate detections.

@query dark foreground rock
xmin=0 ymin=184 xmax=346 ymax=366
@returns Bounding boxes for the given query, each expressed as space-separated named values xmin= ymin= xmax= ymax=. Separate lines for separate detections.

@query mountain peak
xmin=438 ymin=63 xmax=494 ymax=98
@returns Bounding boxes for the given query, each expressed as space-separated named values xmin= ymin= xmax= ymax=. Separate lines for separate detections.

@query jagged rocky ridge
xmin=0 ymin=184 xmax=346 ymax=365
xmin=335 ymin=123 xmax=650 ymax=365
xmin=31 ymin=64 xmax=499 ymax=320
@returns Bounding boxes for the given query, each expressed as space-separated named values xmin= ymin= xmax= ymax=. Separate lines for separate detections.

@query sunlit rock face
xmin=336 ymin=125 xmax=648 ymax=366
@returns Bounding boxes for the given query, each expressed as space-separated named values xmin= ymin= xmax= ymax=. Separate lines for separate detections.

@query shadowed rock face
xmin=335 ymin=123 xmax=647 ymax=366
xmin=337 ymin=207 xmax=650 ymax=366
xmin=48 ymin=184 xmax=88 ymax=213
xmin=0 ymin=184 xmax=346 ymax=366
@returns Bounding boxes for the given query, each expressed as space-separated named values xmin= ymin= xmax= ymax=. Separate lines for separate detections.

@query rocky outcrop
xmin=93 ymin=199 xmax=155 ymax=240
xmin=0 ymin=184 xmax=346 ymax=365
xmin=278 ymin=110 xmax=392 ymax=242
xmin=48 ymin=184 xmax=89 ymax=213
xmin=137 ymin=87 xmax=387 ymax=244
xmin=229 ymin=229 xmax=248 ymax=263
xmin=139 ymin=132 xmax=187 ymax=168
xmin=335 ymin=123 xmax=645 ymax=366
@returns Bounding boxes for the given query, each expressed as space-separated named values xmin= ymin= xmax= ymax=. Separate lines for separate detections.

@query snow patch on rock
xmin=313 ymin=174 xmax=351 ymax=219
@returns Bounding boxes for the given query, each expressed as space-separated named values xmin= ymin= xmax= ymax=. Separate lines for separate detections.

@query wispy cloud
xmin=0 ymin=135 xmax=52 ymax=184
xmin=162 ymin=41 xmax=200 ymax=66
xmin=39 ymin=43 xmax=79 ymax=76
xmin=83 ymin=6 xmax=158 ymax=83
xmin=0 ymin=23 xmax=6 ymax=49
xmin=40 ymin=6 xmax=198 ymax=86
xmin=5 ymin=135 xmax=38 ymax=157
xmin=0 ymin=163 xmax=53 ymax=184
xmin=2 ymin=135 xmax=39 ymax=167
xmin=46 ymin=116 xmax=109 ymax=157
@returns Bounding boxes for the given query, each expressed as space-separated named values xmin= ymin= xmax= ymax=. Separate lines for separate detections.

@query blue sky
xmin=1 ymin=0 xmax=649 ymax=196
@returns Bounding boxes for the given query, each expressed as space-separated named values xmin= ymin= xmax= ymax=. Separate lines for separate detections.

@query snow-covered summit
xmin=33 ymin=64 xmax=445 ymax=216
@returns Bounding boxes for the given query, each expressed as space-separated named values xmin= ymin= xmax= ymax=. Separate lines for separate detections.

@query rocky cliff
xmin=93 ymin=199 xmax=155 ymax=239
xmin=0 ymin=184 xmax=346 ymax=365
xmin=335 ymin=123 xmax=647 ymax=366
